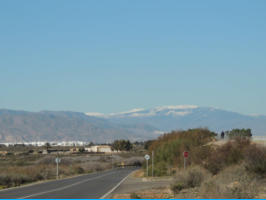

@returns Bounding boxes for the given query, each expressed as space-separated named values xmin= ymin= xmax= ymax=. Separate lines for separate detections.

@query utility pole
xmin=152 ymin=150 xmax=154 ymax=177
xmin=111 ymin=153 xmax=114 ymax=169
xmin=183 ymin=151 xmax=188 ymax=170
xmin=55 ymin=154 xmax=61 ymax=180
xmin=56 ymin=158 xmax=59 ymax=179
xmin=144 ymin=154 xmax=150 ymax=177
xmin=146 ymin=159 xmax=149 ymax=177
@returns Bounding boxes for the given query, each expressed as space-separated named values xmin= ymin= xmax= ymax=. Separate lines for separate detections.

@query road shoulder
xmin=106 ymin=170 xmax=173 ymax=199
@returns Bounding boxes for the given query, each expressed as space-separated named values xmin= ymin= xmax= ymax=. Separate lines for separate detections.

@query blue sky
xmin=0 ymin=0 xmax=266 ymax=115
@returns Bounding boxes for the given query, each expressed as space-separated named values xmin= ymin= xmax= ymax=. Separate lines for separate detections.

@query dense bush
xmin=124 ymin=157 xmax=144 ymax=167
xmin=203 ymin=137 xmax=251 ymax=174
xmin=171 ymin=166 xmax=210 ymax=193
xmin=199 ymin=165 xmax=258 ymax=199
xmin=152 ymin=162 xmax=168 ymax=176
xmin=148 ymin=128 xmax=216 ymax=175
xmin=244 ymin=144 xmax=266 ymax=175
xmin=226 ymin=128 xmax=252 ymax=139
xmin=0 ymin=174 xmax=34 ymax=187
xmin=112 ymin=140 xmax=133 ymax=151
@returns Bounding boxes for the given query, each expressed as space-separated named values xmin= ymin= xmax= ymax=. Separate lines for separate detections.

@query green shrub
xmin=153 ymin=162 xmax=168 ymax=176
xmin=149 ymin=128 xmax=216 ymax=175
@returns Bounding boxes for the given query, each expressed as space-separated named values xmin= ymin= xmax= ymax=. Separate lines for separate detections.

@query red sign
xmin=183 ymin=151 xmax=189 ymax=158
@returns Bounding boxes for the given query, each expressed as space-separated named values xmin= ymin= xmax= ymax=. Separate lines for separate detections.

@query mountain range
xmin=0 ymin=105 xmax=266 ymax=143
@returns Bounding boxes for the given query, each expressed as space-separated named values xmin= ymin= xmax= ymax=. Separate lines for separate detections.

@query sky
xmin=0 ymin=0 xmax=266 ymax=115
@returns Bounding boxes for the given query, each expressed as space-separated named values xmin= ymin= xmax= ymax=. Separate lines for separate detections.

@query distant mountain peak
xmin=85 ymin=105 xmax=199 ymax=118
xmin=1 ymin=106 xmax=266 ymax=143
xmin=154 ymin=105 xmax=198 ymax=111
xmin=85 ymin=112 xmax=107 ymax=118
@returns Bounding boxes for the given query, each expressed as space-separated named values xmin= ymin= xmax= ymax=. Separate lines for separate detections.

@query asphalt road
xmin=0 ymin=167 xmax=136 ymax=199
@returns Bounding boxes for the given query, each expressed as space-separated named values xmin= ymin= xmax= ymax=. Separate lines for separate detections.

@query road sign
xmin=55 ymin=157 xmax=61 ymax=163
xmin=144 ymin=154 xmax=150 ymax=177
xmin=183 ymin=151 xmax=189 ymax=158
xmin=144 ymin=154 xmax=150 ymax=160
xmin=55 ymin=157 xmax=61 ymax=179
xmin=183 ymin=151 xmax=188 ymax=170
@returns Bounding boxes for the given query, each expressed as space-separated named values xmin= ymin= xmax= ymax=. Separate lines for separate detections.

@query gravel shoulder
xmin=107 ymin=170 xmax=173 ymax=198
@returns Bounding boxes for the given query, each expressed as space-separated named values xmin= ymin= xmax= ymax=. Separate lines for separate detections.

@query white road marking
xmin=100 ymin=170 xmax=135 ymax=199
xmin=18 ymin=170 xmax=119 ymax=199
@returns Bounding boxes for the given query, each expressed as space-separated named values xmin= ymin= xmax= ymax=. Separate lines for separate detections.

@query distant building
xmin=85 ymin=145 xmax=114 ymax=153
xmin=0 ymin=151 xmax=8 ymax=156
xmin=42 ymin=150 xmax=48 ymax=154
xmin=0 ymin=141 xmax=91 ymax=147
xmin=70 ymin=147 xmax=81 ymax=153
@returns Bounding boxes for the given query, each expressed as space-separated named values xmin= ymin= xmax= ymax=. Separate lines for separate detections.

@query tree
xmin=144 ymin=140 xmax=154 ymax=150
xmin=79 ymin=147 xmax=85 ymax=153
xmin=226 ymin=129 xmax=252 ymax=139
xmin=112 ymin=140 xmax=133 ymax=151
xmin=45 ymin=142 xmax=51 ymax=151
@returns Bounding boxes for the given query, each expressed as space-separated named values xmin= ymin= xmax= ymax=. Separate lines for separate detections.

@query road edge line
xmin=100 ymin=169 xmax=135 ymax=199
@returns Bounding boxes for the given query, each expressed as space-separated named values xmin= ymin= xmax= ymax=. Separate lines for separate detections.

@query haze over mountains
xmin=0 ymin=105 xmax=266 ymax=143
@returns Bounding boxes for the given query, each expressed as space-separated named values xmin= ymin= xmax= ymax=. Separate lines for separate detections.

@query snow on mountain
xmin=85 ymin=105 xmax=198 ymax=118
xmin=1 ymin=106 xmax=266 ymax=143
xmin=85 ymin=105 xmax=266 ymax=136
xmin=85 ymin=112 xmax=107 ymax=118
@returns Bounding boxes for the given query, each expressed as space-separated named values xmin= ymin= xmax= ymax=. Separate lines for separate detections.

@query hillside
xmin=88 ymin=105 xmax=266 ymax=136
xmin=0 ymin=109 xmax=157 ymax=143
xmin=1 ymin=105 xmax=266 ymax=143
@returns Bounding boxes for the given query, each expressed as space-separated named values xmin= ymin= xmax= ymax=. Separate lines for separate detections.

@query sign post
xmin=111 ymin=153 xmax=113 ymax=169
xmin=144 ymin=154 xmax=150 ymax=177
xmin=55 ymin=157 xmax=61 ymax=179
xmin=183 ymin=151 xmax=189 ymax=170
xmin=152 ymin=151 xmax=154 ymax=177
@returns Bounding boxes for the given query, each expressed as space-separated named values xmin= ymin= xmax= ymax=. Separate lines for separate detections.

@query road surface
xmin=0 ymin=167 xmax=136 ymax=199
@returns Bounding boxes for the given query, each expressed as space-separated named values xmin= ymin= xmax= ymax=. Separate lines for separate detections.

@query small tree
xmin=45 ymin=142 xmax=51 ymax=151
xmin=112 ymin=140 xmax=133 ymax=151
xmin=226 ymin=129 xmax=252 ymax=139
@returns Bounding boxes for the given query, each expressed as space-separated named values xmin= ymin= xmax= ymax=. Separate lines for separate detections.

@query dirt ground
xmin=108 ymin=170 xmax=173 ymax=199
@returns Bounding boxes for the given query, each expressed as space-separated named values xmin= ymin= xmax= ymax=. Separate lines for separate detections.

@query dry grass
xmin=112 ymin=188 xmax=174 ymax=199
xmin=244 ymin=144 xmax=266 ymax=175
xmin=0 ymin=153 xmax=143 ymax=189
xmin=171 ymin=166 xmax=211 ymax=194
xmin=132 ymin=169 xmax=145 ymax=178
xmin=198 ymin=164 xmax=259 ymax=199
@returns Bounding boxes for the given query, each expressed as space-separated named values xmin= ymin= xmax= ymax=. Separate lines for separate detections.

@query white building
xmin=85 ymin=145 xmax=113 ymax=153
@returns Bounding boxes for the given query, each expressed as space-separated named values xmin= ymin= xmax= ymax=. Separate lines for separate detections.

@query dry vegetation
xmin=171 ymin=138 xmax=266 ymax=198
xmin=0 ymin=153 xmax=144 ymax=189
xmin=126 ymin=129 xmax=266 ymax=199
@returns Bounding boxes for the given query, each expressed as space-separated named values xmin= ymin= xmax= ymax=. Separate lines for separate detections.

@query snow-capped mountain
xmin=1 ymin=105 xmax=265 ymax=143
xmin=86 ymin=105 xmax=266 ymax=136
xmin=86 ymin=105 xmax=198 ymax=118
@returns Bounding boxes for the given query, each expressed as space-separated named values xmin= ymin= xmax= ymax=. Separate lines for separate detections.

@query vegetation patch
xmin=147 ymin=128 xmax=216 ymax=176
xmin=171 ymin=166 xmax=211 ymax=193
